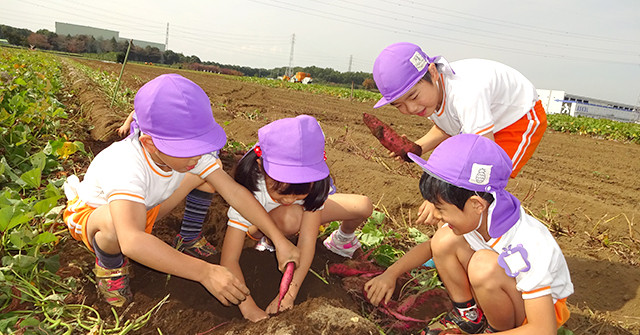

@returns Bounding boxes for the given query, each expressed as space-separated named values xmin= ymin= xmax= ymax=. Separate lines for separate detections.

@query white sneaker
xmin=254 ymin=236 xmax=275 ymax=252
xmin=323 ymin=230 xmax=361 ymax=258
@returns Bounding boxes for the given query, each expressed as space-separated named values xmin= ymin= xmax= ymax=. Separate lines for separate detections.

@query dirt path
xmin=60 ymin=57 xmax=640 ymax=334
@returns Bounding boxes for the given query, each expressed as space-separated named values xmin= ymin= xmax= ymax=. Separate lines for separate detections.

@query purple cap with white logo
xmin=408 ymin=134 xmax=520 ymax=237
xmin=373 ymin=42 xmax=454 ymax=108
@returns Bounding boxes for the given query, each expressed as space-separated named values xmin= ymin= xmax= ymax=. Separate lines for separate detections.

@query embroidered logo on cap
xmin=409 ymin=51 xmax=427 ymax=72
xmin=469 ymin=163 xmax=492 ymax=185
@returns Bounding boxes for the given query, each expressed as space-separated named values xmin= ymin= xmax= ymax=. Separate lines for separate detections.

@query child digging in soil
xmin=220 ymin=115 xmax=373 ymax=322
xmin=372 ymin=42 xmax=547 ymax=227
xmin=364 ymin=134 xmax=573 ymax=334
xmin=62 ymin=74 xmax=300 ymax=307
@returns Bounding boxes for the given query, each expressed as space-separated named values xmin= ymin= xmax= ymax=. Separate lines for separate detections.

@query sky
xmin=1 ymin=0 xmax=639 ymax=105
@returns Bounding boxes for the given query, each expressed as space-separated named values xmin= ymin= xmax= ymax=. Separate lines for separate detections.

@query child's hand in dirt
xmin=416 ymin=200 xmax=440 ymax=226
xmin=364 ymin=271 xmax=397 ymax=306
xmin=239 ymin=300 xmax=269 ymax=322
xmin=202 ymin=264 xmax=250 ymax=306
xmin=273 ymin=239 xmax=300 ymax=272
xmin=265 ymin=291 xmax=295 ymax=314
xmin=117 ymin=124 xmax=129 ymax=137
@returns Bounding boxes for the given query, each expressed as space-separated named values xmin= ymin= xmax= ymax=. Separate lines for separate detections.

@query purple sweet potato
xmin=363 ymin=113 xmax=422 ymax=162
xmin=277 ymin=262 xmax=295 ymax=312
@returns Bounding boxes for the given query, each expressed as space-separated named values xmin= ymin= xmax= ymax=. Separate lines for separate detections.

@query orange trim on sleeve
xmin=474 ymin=124 xmax=495 ymax=135
xmin=109 ymin=192 xmax=145 ymax=201
xmin=229 ymin=219 xmax=250 ymax=229
xmin=199 ymin=162 xmax=219 ymax=177
xmin=524 ymin=286 xmax=551 ymax=295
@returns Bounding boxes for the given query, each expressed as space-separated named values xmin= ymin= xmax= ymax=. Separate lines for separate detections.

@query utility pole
xmin=348 ymin=54 xmax=353 ymax=72
xmin=286 ymin=33 xmax=295 ymax=78
xmin=165 ymin=22 xmax=169 ymax=51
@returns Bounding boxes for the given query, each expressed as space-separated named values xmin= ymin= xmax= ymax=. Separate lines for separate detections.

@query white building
xmin=55 ymin=22 xmax=165 ymax=51
xmin=537 ymin=89 xmax=639 ymax=123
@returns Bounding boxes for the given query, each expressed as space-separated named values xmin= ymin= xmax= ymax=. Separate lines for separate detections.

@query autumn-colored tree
xmin=362 ymin=78 xmax=376 ymax=90
xmin=27 ymin=33 xmax=51 ymax=49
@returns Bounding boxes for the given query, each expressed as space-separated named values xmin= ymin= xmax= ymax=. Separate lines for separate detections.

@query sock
xmin=93 ymin=237 xmax=124 ymax=269
xmin=333 ymin=226 xmax=355 ymax=242
xmin=453 ymin=298 xmax=482 ymax=322
xmin=179 ymin=189 xmax=213 ymax=242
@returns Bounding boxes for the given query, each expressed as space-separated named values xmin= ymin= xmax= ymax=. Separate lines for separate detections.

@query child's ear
xmin=469 ymin=196 xmax=489 ymax=214
xmin=139 ymin=134 xmax=158 ymax=153
xmin=428 ymin=63 xmax=439 ymax=83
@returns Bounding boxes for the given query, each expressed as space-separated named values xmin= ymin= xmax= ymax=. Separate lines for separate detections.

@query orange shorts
xmin=494 ymin=100 xmax=547 ymax=178
xmin=63 ymin=196 xmax=160 ymax=252
xmin=522 ymin=298 xmax=570 ymax=328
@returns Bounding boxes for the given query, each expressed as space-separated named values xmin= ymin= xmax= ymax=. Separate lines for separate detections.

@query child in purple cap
xmin=220 ymin=115 xmax=373 ymax=322
xmin=62 ymin=74 xmax=299 ymax=308
xmin=372 ymin=42 xmax=548 ymax=227
xmin=364 ymin=134 xmax=573 ymax=334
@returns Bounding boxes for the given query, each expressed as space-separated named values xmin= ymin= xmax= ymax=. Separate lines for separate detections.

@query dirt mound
xmin=58 ymin=57 xmax=640 ymax=334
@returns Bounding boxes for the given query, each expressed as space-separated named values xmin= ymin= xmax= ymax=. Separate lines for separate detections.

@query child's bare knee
xmin=431 ymin=226 xmax=459 ymax=257
xmin=468 ymin=249 xmax=500 ymax=287
xmin=357 ymin=195 xmax=374 ymax=218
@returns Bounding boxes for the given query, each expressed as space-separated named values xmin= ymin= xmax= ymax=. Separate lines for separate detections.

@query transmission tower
xmin=286 ymin=33 xmax=295 ymax=77
xmin=165 ymin=23 xmax=169 ymax=51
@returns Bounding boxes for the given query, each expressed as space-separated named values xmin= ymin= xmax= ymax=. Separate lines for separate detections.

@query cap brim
xmin=408 ymin=152 xmax=452 ymax=184
xmin=373 ymin=66 xmax=428 ymax=109
xmin=154 ymin=122 xmax=227 ymax=158
xmin=263 ymin=160 xmax=330 ymax=184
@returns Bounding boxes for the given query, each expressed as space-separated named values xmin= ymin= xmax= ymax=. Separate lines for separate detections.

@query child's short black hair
xmin=419 ymin=173 xmax=494 ymax=210
xmin=234 ymin=150 xmax=330 ymax=211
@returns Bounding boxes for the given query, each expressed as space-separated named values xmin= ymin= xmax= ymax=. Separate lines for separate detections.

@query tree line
xmin=0 ymin=24 xmax=375 ymax=88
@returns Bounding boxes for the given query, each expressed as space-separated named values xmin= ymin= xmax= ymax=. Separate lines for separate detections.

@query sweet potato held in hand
xmin=277 ymin=262 xmax=295 ymax=313
xmin=363 ymin=113 xmax=422 ymax=162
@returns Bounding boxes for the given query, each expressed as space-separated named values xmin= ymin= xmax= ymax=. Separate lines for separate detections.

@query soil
xmin=55 ymin=57 xmax=640 ymax=335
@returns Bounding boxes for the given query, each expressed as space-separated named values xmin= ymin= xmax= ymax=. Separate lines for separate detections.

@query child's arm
xmin=220 ymin=226 xmax=269 ymax=322
xmin=265 ymin=211 xmax=322 ymax=314
xmin=204 ymin=166 xmax=300 ymax=271
xmin=496 ymin=295 xmax=556 ymax=334
xmin=117 ymin=111 xmax=135 ymax=137
xmin=364 ymin=239 xmax=432 ymax=306
xmin=109 ymin=199 xmax=250 ymax=305
xmin=414 ymin=124 xmax=450 ymax=155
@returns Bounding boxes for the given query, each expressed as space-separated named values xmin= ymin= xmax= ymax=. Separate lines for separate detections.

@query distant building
xmin=55 ymin=22 xmax=165 ymax=51
xmin=538 ymin=89 xmax=639 ymax=123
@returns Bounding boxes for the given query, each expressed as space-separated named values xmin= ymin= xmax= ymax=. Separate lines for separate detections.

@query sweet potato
xmin=362 ymin=113 xmax=422 ymax=162
xmin=277 ymin=262 xmax=295 ymax=312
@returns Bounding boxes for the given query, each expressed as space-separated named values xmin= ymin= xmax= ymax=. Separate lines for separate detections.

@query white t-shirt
xmin=431 ymin=59 xmax=539 ymax=136
xmin=227 ymin=177 xmax=311 ymax=232
xmin=461 ymin=207 xmax=574 ymax=302
xmin=76 ymin=135 xmax=220 ymax=209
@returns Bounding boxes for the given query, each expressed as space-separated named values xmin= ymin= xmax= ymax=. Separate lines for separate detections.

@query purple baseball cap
xmin=373 ymin=42 xmax=454 ymax=109
xmin=258 ymin=115 xmax=330 ymax=184
xmin=134 ymin=74 xmax=227 ymax=158
xmin=408 ymin=134 xmax=520 ymax=238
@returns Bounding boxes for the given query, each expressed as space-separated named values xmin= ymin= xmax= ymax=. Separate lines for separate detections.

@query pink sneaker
xmin=323 ymin=230 xmax=361 ymax=258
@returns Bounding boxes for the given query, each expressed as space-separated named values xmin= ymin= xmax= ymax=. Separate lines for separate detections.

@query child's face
xmin=155 ymin=150 xmax=202 ymax=173
xmin=265 ymin=176 xmax=308 ymax=206
xmin=391 ymin=79 xmax=441 ymax=118
xmin=431 ymin=198 xmax=482 ymax=235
